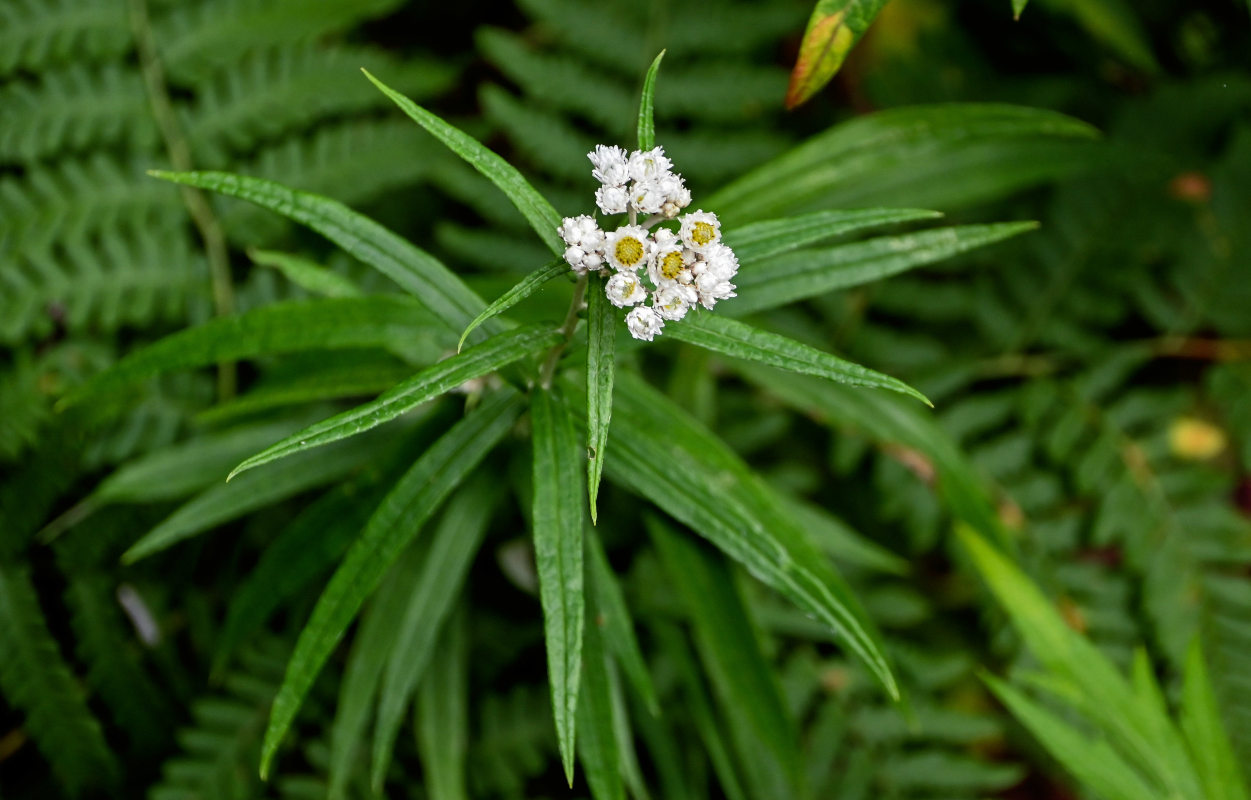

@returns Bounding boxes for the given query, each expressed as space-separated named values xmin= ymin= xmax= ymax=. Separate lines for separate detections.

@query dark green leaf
xmin=458 ymin=259 xmax=566 ymax=352
xmin=259 ymin=390 xmax=523 ymax=778
xmin=248 ymin=249 xmax=364 ymax=298
xmin=417 ymin=606 xmax=471 ymax=800
xmin=586 ymin=275 xmax=615 ymax=524
xmin=728 ymin=222 xmax=1039 ymax=316
xmin=577 ymin=580 xmax=624 ymax=800
xmin=150 ymin=170 xmax=489 ymax=333
xmin=637 ymin=50 xmax=665 ymax=150
xmin=227 ymin=323 xmax=560 ymax=480
xmin=666 ymin=313 xmax=929 ymax=405
xmin=60 ymin=296 xmax=443 ymax=407
xmin=586 ymin=530 xmax=658 ymax=715
xmin=531 ymin=387 xmax=586 ymax=785
xmin=725 ymin=207 xmax=943 ymax=264
xmin=362 ymin=69 xmax=564 ymax=255
xmin=371 ymin=478 xmax=501 ymax=790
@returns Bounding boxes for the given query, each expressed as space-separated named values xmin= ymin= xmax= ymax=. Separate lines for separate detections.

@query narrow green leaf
xmin=458 ymin=259 xmax=566 ymax=352
xmin=572 ymin=373 xmax=898 ymax=700
xmin=371 ymin=478 xmax=501 ymax=790
xmin=984 ymin=673 xmax=1156 ymax=800
xmin=636 ymin=50 xmax=665 ymax=150
xmin=1034 ymin=0 xmax=1158 ymax=73
xmin=708 ymin=104 xmax=1101 ymax=222
xmin=123 ymin=426 xmax=399 ymax=564
xmin=531 ymin=387 xmax=586 ymax=786
xmin=327 ymin=534 xmax=429 ymax=800
xmin=1012 ymin=0 xmax=1028 ymax=19
xmin=654 ymin=623 xmax=750 ymax=800
xmin=417 ymin=606 xmax=470 ymax=800
xmin=248 ymin=249 xmax=363 ymax=298
xmin=728 ymin=222 xmax=1039 ymax=316
xmin=586 ymin=530 xmax=658 ymax=715
xmin=957 ymin=526 xmax=1199 ymax=796
xmin=737 ymin=366 xmax=1008 ymax=549
xmin=650 ymin=518 xmax=801 ymax=798
xmin=667 ymin=313 xmax=930 ymax=406
xmin=259 ymin=390 xmax=523 ymax=779
xmin=152 ymin=171 xmax=489 ymax=333
xmin=586 ymin=275 xmax=616 ymax=524
xmin=783 ymin=496 xmax=909 ymax=576
xmin=1181 ymin=640 xmax=1251 ymax=800
xmin=725 ymin=207 xmax=943 ymax=264
xmin=362 ymin=69 xmax=564 ymax=255
xmin=785 ymin=0 xmax=890 ymax=109
xmin=227 ymin=323 xmax=560 ymax=480
xmin=60 ymin=297 xmax=443 ymax=407
xmin=577 ymin=583 xmax=625 ymax=800
xmin=215 ymin=472 xmax=396 ymax=677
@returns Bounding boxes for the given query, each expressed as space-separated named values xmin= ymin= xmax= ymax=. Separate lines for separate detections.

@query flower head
xmin=604 ymin=225 xmax=651 ymax=272
xmin=628 ymin=147 xmax=672 ymax=182
xmin=626 ymin=306 xmax=664 ymax=341
xmin=680 ymin=210 xmax=721 ymax=252
xmin=595 ymin=185 xmax=629 ymax=215
xmin=604 ymin=272 xmax=648 ymax=307
xmin=654 ymin=284 xmax=698 ymax=321
xmin=588 ymin=145 xmax=630 ymax=186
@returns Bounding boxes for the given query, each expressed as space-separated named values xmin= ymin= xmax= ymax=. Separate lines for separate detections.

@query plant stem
xmin=539 ymin=275 xmax=589 ymax=388
xmin=128 ymin=0 xmax=236 ymax=400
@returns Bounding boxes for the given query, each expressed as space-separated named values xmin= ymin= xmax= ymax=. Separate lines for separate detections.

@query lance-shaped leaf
xmin=458 ymin=259 xmax=566 ymax=352
xmin=708 ymin=104 xmax=1100 ymax=222
xmin=786 ymin=0 xmax=891 ymax=109
xmin=1012 ymin=0 xmax=1028 ymax=18
xmin=586 ymin=275 xmax=616 ymax=524
xmin=363 ymin=69 xmax=564 ymax=255
xmin=666 ymin=313 xmax=929 ymax=406
xmin=371 ymin=478 xmax=500 ymax=790
xmin=586 ymin=530 xmax=658 ymax=715
xmin=151 ymin=171 xmax=488 ymax=332
xmin=577 ymin=570 xmax=625 ymax=800
xmin=60 ymin=296 xmax=442 ymax=407
xmin=650 ymin=518 xmax=802 ymax=798
xmin=227 ymin=323 xmax=560 ymax=480
xmin=571 ymin=372 xmax=898 ymax=700
xmin=636 ymin=50 xmax=665 ymax=150
xmin=123 ymin=426 xmax=400 ymax=563
xmin=725 ymin=207 xmax=943 ymax=263
xmin=259 ymin=389 xmax=523 ymax=778
xmin=728 ymin=222 xmax=1039 ymax=316
xmin=531 ymin=387 xmax=586 ymax=785
xmin=248 ymin=249 xmax=364 ymax=298
xmin=417 ymin=607 xmax=471 ymax=800
xmin=1181 ymin=640 xmax=1250 ymax=800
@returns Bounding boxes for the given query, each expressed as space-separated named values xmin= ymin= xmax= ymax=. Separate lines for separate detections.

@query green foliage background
xmin=1 ymin=0 xmax=1249 ymax=798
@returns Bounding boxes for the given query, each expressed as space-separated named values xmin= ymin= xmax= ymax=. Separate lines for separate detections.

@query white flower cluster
xmin=557 ymin=144 xmax=738 ymax=341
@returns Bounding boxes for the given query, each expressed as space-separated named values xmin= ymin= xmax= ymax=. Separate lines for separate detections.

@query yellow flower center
xmin=660 ymin=251 xmax=684 ymax=280
xmin=615 ymin=236 xmax=644 ymax=266
xmin=691 ymin=221 xmax=716 ymax=246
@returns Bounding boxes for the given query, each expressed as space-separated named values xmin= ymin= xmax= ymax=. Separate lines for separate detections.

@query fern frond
xmin=0 ymin=228 xmax=206 ymax=343
xmin=219 ymin=119 xmax=446 ymax=246
xmin=149 ymin=643 xmax=288 ymax=800
xmin=155 ymin=0 xmax=408 ymax=84
xmin=0 ymin=561 xmax=119 ymax=797
xmin=0 ymin=0 xmax=131 ymax=77
xmin=470 ymin=683 xmax=556 ymax=798
xmin=657 ymin=62 xmax=788 ymax=122
xmin=479 ymin=84 xmax=592 ymax=183
xmin=184 ymin=44 xmax=456 ymax=164
xmin=0 ymin=154 xmax=182 ymax=259
xmin=515 ymin=0 xmax=649 ymax=74
xmin=0 ymin=63 xmax=157 ymax=162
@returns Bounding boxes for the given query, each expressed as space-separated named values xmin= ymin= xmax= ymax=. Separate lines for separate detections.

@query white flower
xmin=628 ymin=147 xmax=672 ymax=182
xmin=695 ymin=271 xmax=736 ymax=309
xmin=680 ymin=209 xmax=721 ymax=252
xmin=603 ymin=225 xmax=651 ymax=272
xmin=654 ymin=284 xmax=698 ymax=321
xmin=563 ymin=245 xmax=603 ymax=274
xmin=656 ymin=173 xmax=690 ymax=218
xmin=652 ymin=227 xmax=680 ymax=249
xmin=604 ymin=272 xmax=648 ymax=307
xmin=595 ymin=185 xmax=629 ymax=215
xmin=629 ymin=180 xmax=666 ymax=215
xmin=588 ymin=145 xmax=630 ymax=186
xmin=558 ymin=215 xmax=604 ymax=249
xmin=696 ymin=242 xmax=738 ymax=280
xmin=648 ymin=242 xmax=689 ymax=287
xmin=626 ymin=306 xmax=664 ymax=341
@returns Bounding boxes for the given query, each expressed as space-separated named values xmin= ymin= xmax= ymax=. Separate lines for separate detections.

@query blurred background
xmin=1 ymin=0 xmax=1249 ymax=797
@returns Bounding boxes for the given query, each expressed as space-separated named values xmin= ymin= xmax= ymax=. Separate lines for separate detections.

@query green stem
xmin=540 ymin=275 xmax=589 ymax=389
xmin=128 ymin=0 xmax=236 ymax=400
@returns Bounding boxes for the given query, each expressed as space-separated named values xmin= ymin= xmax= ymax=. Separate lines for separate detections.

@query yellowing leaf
xmin=786 ymin=0 xmax=890 ymax=109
